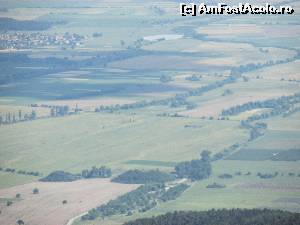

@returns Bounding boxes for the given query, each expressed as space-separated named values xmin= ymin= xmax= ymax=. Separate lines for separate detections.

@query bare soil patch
xmin=0 ymin=179 xmax=137 ymax=225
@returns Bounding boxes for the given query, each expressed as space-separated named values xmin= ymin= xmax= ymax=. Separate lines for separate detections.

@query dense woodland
xmin=123 ymin=209 xmax=300 ymax=225
xmin=39 ymin=171 xmax=80 ymax=182
xmin=81 ymin=152 xmax=212 ymax=220
xmin=82 ymin=183 xmax=189 ymax=220
xmin=174 ymin=151 xmax=212 ymax=181
xmin=112 ymin=169 xmax=175 ymax=184
xmin=160 ymin=184 xmax=189 ymax=202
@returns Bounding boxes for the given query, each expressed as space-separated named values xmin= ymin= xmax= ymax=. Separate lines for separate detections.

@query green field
xmin=0 ymin=113 xmax=248 ymax=176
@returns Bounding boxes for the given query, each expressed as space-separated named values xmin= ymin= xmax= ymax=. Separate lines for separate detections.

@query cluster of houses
xmin=0 ymin=32 xmax=85 ymax=50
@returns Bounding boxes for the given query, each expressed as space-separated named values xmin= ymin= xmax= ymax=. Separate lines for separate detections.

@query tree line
xmin=40 ymin=166 xmax=111 ymax=182
xmin=0 ymin=167 xmax=41 ymax=177
xmin=221 ymin=93 xmax=300 ymax=122
xmin=81 ymin=151 xmax=212 ymax=221
xmin=113 ymin=151 xmax=212 ymax=185
xmin=0 ymin=105 xmax=77 ymax=126
xmin=0 ymin=110 xmax=36 ymax=125
xmin=95 ymin=75 xmax=238 ymax=113
xmin=174 ymin=151 xmax=212 ymax=181
xmin=82 ymin=183 xmax=189 ymax=221
xmin=112 ymin=169 xmax=175 ymax=184
xmin=213 ymin=171 xmax=300 ymax=180
xmin=94 ymin=57 xmax=299 ymax=114
xmin=123 ymin=208 xmax=300 ymax=225
xmin=240 ymin=121 xmax=268 ymax=141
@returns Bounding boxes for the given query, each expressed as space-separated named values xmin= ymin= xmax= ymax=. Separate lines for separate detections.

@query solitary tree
xmin=17 ymin=219 xmax=25 ymax=225
xmin=30 ymin=110 xmax=36 ymax=120
xmin=16 ymin=193 xmax=21 ymax=198
xmin=33 ymin=188 xmax=39 ymax=194
xmin=18 ymin=110 xmax=22 ymax=121
xmin=7 ymin=201 xmax=13 ymax=206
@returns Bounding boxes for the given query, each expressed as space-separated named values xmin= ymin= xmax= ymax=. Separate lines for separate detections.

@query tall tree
xmin=200 ymin=150 xmax=211 ymax=162
xmin=18 ymin=110 xmax=22 ymax=121
xmin=17 ymin=219 xmax=25 ymax=225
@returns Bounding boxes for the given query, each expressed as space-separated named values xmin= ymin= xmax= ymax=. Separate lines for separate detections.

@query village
xmin=0 ymin=32 xmax=85 ymax=50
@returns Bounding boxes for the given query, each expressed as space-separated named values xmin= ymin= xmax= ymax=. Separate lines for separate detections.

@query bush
xmin=6 ymin=201 xmax=13 ymax=206
xmin=17 ymin=219 xmax=25 ymax=225
xmin=257 ymin=172 xmax=277 ymax=179
xmin=218 ymin=173 xmax=233 ymax=179
xmin=33 ymin=188 xmax=39 ymax=194
xmin=185 ymin=75 xmax=201 ymax=81
xmin=160 ymin=75 xmax=173 ymax=83
xmin=206 ymin=182 xmax=226 ymax=189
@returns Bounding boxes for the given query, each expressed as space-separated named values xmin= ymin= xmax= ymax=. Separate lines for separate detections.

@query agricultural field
xmin=179 ymin=78 xmax=299 ymax=118
xmin=0 ymin=179 xmax=137 ymax=225
xmin=0 ymin=0 xmax=299 ymax=225
xmin=228 ymin=112 xmax=300 ymax=160
xmin=0 ymin=113 xmax=248 ymax=176
xmin=245 ymin=60 xmax=300 ymax=81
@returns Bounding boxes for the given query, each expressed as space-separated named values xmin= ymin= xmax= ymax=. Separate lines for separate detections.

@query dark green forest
xmin=82 ymin=183 xmax=190 ymax=220
xmin=112 ymin=169 xmax=175 ymax=184
xmin=123 ymin=209 xmax=300 ymax=225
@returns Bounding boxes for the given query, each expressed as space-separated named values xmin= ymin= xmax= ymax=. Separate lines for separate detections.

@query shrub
xmin=33 ymin=188 xmax=39 ymax=194
xmin=206 ymin=182 xmax=226 ymax=189
xmin=218 ymin=173 xmax=233 ymax=179
xmin=7 ymin=201 xmax=13 ymax=206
